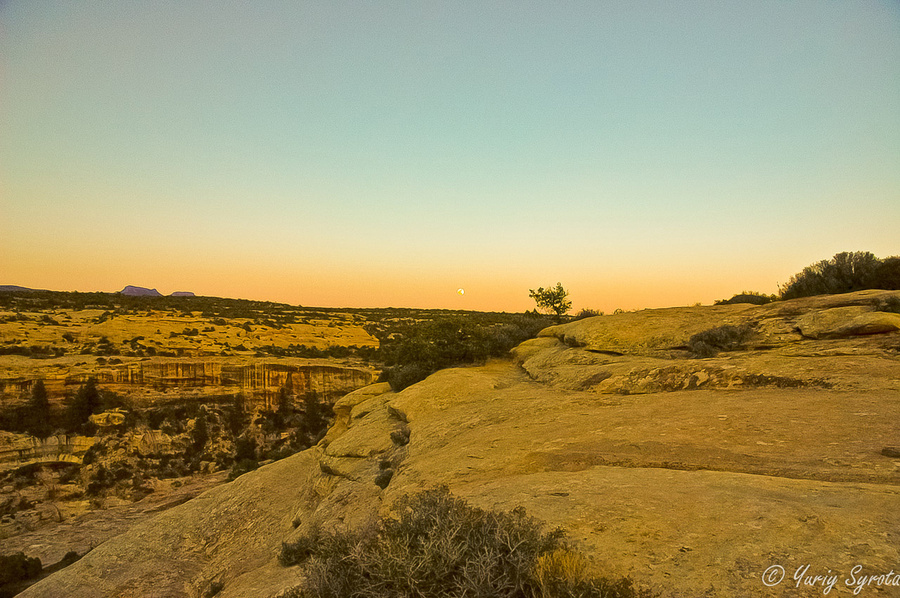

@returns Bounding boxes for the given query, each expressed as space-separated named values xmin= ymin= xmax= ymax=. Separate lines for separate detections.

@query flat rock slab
xmin=455 ymin=467 xmax=900 ymax=598
xmin=384 ymin=361 xmax=900 ymax=597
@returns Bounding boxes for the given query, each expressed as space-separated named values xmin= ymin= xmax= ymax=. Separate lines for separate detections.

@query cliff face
xmin=17 ymin=290 xmax=900 ymax=598
xmin=0 ymin=359 xmax=377 ymax=410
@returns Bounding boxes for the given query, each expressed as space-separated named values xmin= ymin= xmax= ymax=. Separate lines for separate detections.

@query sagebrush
xmin=688 ymin=324 xmax=752 ymax=358
xmin=280 ymin=486 xmax=652 ymax=598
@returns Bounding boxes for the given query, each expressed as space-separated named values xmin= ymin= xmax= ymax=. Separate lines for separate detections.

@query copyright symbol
xmin=762 ymin=565 xmax=785 ymax=586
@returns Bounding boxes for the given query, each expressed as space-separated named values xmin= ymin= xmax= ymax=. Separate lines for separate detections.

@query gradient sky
xmin=2 ymin=1 xmax=898 ymax=312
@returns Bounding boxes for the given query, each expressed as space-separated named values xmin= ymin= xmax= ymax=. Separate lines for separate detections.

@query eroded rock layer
xmin=0 ymin=359 xmax=377 ymax=409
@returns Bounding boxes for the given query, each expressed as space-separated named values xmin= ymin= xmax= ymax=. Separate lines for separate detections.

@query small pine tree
xmin=191 ymin=410 xmax=209 ymax=453
xmin=275 ymin=386 xmax=293 ymax=429
xmin=228 ymin=395 xmax=247 ymax=436
xmin=26 ymin=379 xmax=53 ymax=439
xmin=295 ymin=391 xmax=327 ymax=447
xmin=69 ymin=378 xmax=101 ymax=431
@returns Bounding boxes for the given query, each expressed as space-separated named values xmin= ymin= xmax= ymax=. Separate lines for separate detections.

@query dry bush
xmin=280 ymin=487 xmax=652 ymax=598
xmin=688 ymin=324 xmax=752 ymax=358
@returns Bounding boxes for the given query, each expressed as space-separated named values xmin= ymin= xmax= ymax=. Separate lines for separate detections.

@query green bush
xmin=714 ymin=292 xmax=776 ymax=305
xmin=688 ymin=324 xmax=752 ymax=358
xmin=875 ymin=295 xmax=900 ymax=314
xmin=228 ymin=458 xmax=259 ymax=480
xmin=67 ymin=378 xmax=101 ymax=432
xmin=280 ymin=487 xmax=650 ymax=598
xmin=573 ymin=308 xmax=604 ymax=320
xmin=0 ymin=551 xmax=41 ymax=587
xmin=780 ymin=252 xmax=900 ymax=300
xmin=380 ymin=315 xmax=550 ymax=391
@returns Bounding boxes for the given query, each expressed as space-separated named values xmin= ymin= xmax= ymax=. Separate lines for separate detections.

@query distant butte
xmin=170 ymin=291 xmax=196 ymax=297
xmin=119 ymin=286 xmax=163 ymax=297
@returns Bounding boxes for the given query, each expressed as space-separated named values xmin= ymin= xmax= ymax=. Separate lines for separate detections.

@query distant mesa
xmin=0 ymin=285 xmax=41 ymax=293
xmin=119 ymin=286 xmax=163 ymax=297
xmin=119 ymin=286 xmax=196 ymax=297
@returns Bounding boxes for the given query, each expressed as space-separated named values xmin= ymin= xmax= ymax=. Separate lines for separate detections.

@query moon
xmin=457 ymin=288 xmax=465 ymax=296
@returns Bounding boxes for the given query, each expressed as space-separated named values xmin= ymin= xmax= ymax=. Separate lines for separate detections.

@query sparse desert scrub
xmin=714 ymin=291 xmax=776 ymax=305
xmin=380 ymin=314 xmax=551 ymax=391
xmin=280 ymin=486 xmax=651 ymax=598
xmin=573 ymin=308 xmax=604 ymax=320
xmin=687 ymin=324 xmax=752 ymax=358
xmin=874 ymin=295 xmax=900 ymax=314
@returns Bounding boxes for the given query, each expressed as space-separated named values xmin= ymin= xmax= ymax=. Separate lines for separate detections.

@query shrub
xmin=383 ymin=363 xmax=432 ymax=392
xmin=25 ymin=379 xmax=52 ymax=439
xmin=875 ymin=295 xmax=900 ymax=314
xmin=280 ymin=486 xmax=651 ymax=598
xmin=191 ymin=411 xmax=209 ymax=453
xmin=573 ymin=308 xmax=604 ymax=320
xmin=0 ymin=551 xmax=42 ymax=587
xmin=688 ymin=324 xmax=752 ymax=358
xmin=228 ymin=458 xmax=259 ymax=481
xmin=780 ymin=251 xmax=900 ymax=300
xmin=380 ymin=315 xmax=549 ymax=391
xmin=67 ymin=378 xmax=101 ymax=431
xmin=714 ymin=292 xmax=776 ymax=305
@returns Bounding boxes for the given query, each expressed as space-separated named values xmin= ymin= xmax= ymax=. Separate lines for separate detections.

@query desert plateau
xmin=1 ymin=286 xmax=898 ymax=597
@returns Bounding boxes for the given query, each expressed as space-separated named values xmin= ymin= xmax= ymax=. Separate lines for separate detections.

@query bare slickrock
xmin=20 ymin=290 xmax=900 ymax=598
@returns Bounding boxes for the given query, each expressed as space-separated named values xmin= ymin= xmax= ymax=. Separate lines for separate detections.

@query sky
xmin=1 ymin=1 xmax=898 ymax=312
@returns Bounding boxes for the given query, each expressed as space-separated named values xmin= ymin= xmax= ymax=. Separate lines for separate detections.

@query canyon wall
xmin=0 ymin=359 xmax=378 ymax=410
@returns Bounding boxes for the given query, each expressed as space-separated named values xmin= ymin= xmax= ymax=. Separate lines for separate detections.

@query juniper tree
xmin=26 ymin=379 xmax=52 ymax=439
xmin=529 ymin=282 xmax=572 ymax=322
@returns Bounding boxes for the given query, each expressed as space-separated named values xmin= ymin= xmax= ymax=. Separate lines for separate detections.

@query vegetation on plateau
xmin=714 ymin=291 xmax=777 ymax=306
xmin=378 ymin=313 xmax=552 ymax=391
xmin=280 ymin=486 xmax=652 ymax=598
xmin=712 ymin=251 xmax=899 ymax=305
xmin=779 ymin=251 xmax=900 ymax=300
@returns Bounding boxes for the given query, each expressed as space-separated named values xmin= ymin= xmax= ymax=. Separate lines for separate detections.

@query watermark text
xmin=761 ymin=564 xmax=899 ymax=595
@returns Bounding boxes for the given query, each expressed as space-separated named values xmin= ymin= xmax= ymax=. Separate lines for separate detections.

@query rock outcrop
xmin=19 ymin=290 xmax=900 ymax=598
xmin=0 ymin=432 xmax=97 ymax=472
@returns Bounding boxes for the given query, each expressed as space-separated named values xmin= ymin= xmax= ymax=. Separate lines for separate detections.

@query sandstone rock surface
xmin=20 ymin=290 xmax=900 ymax=598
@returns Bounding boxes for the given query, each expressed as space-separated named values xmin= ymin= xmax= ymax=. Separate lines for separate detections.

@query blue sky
xmin=2 ymin=1 xmax=898 ymax=310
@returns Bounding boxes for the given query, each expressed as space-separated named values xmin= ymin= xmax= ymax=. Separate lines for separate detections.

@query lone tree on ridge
xmin=529 ymin=282 xmax=572 ymax=322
